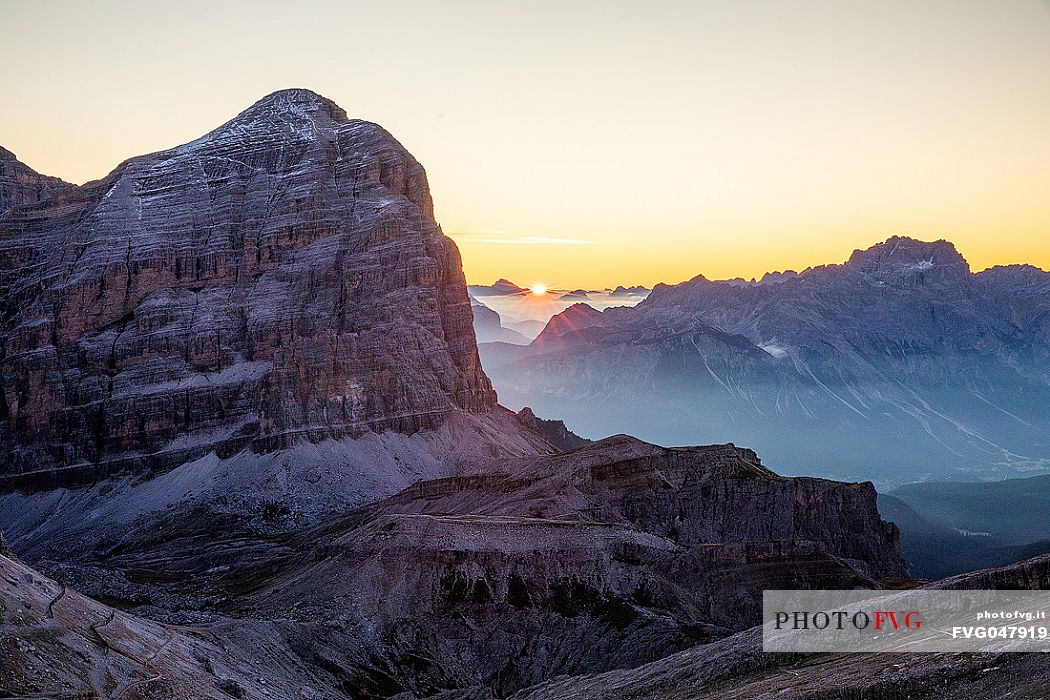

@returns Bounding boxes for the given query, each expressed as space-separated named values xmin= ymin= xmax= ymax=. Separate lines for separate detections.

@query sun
xmin=530 ymin=283 xmax=547 ymax=296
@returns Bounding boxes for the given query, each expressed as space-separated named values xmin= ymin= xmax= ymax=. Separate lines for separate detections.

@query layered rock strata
xmin=0 ymin=90 xmax=498 ymax=489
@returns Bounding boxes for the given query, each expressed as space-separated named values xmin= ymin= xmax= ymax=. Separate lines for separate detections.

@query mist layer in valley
xmin=477 ymin=238 xmax=1050 ymax=488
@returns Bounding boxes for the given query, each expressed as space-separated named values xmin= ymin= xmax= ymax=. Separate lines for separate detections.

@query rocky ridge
xmin=514 ymin=406 xmax=591 ymax=451
xmin=2 ymin=435 xmax=905 ymax=697
xmin=531 ymin=302 xmax=603 ymax=347
xmin=0 ymin=146 xmax=75 ymax=212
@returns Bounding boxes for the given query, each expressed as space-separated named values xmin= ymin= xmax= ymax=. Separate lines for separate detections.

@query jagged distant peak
xmin=610 ymin=284 xmax=650 ymax=296
xmin=846 ymin=235 xmax=969 ymax=273
xmin=562 ymin=302 xmax=601 ymax=315
xmin=532 ymin=302 xmax=604 ymax=345
xmin=758 ymin=270 xmax=799 ymax=285
xmin=493 ymin=277 xmax=524 ymax=288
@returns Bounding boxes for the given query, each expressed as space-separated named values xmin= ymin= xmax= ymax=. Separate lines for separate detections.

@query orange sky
xmin=2 ymin=0 xmax=1049 ymax=288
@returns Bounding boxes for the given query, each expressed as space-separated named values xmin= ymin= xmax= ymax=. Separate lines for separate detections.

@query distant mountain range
xmin=467 ymin=279 xmax=651 ymax=300
xmin=480 ymin=236 xmax=1050 ymax=484
xmin=468 ymin=282 xmax=650 ymax=346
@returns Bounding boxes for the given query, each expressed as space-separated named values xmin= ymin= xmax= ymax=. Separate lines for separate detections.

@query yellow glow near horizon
xmin=530 ymin=284 xmax=548 ymax=296
xmin=3 ymin=1 xmax=1050 ymax=289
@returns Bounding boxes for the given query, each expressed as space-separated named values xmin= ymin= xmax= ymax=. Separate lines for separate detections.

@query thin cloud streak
xmin=451 ymin=233 xmax=596 ymax=245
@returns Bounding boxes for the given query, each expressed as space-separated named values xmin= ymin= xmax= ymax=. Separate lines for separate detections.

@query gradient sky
xmin=3 ymin=1 xmax=1049 ymax=288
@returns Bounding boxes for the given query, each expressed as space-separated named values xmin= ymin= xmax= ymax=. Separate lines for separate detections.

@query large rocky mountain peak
xmin=0 ymin=90 xmax=506 ymax=490
xmin=843 ymin=235 xmax=970 ymax=280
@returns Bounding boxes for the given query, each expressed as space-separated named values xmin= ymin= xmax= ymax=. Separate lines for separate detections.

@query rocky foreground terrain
xmin=1 ymin=435 xmax=908 ymax=698
xmin=481 ymin=236 xmax=1050 ymax=485
xmin=511 ymin=554 xmax=1050 ymax=700
xmin=1 ymin=90 xmax=1046 ymax=698
xmin=3 ymin=543 xmax=1048 ymax=699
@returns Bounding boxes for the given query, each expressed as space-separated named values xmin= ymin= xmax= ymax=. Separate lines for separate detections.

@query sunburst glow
xmin=530 ymin=284 xmax=547 ymax=296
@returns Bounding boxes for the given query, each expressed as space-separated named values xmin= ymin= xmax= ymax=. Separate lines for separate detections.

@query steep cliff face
xmin=378 ymin=436 xmax=906 ymax=579
xmin=0 ymin=89 xmax=500 ymax=488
